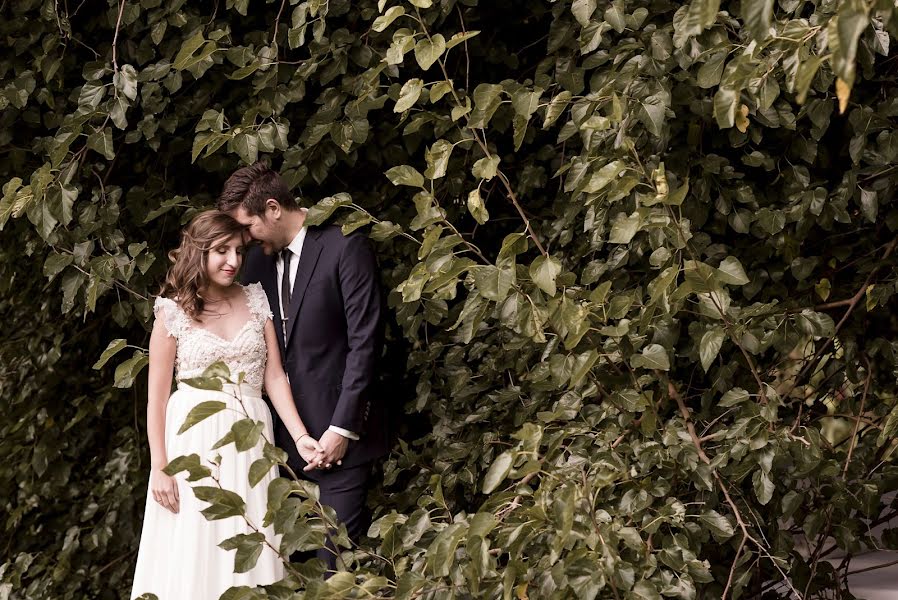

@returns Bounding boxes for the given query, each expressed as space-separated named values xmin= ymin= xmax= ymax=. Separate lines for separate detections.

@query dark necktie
xmin=280 ymin=248 xmax=292 ymax=320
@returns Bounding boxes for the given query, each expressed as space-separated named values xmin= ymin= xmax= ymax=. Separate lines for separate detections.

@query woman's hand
xmin=295 ymin=434 xmax=325 ymax=471
xmin=151 ymin=468 xmax=180 ymax=514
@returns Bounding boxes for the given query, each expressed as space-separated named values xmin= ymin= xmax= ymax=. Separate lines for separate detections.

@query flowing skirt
xmin=131 ymin=383 xmax=284 ymax=600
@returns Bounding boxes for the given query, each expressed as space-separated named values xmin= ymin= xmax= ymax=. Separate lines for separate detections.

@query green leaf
xmin=697 ymin=51 xmax=728 ymax=88
xmin=713 ymin=87 xmax=738 ymax=129
xmin=794 ymin=55 xmax=824 ymax=104
xmin=639 ymin=91 xmax=669 ymax=137
xmin=173 ymin=33 xmax=217 ymax=71
xmin=113 ymin=351 xmax=149 ymax=388
xmin=753 ymin=470 xmax=774 ymax=505
xmin=93 ymin=338 xmax=127 ymax=369
xmin=414 ymin=34 xmax=446 ymax=71
xmin=231 ymin=132 xmax=259 ymax=165
xmin=43 ymin=253 xmax=73 ymax=282
xmin=192 ymin=486 xmax=246 ymax=520
xmin=543 ymin=91 xmax=572 ymax=128
xmin=700 ymin=509 xmax=735 ymax=540
xmin=699 ymin=327 xmax=725 ymax=372
xmin=424 ymin=139 xmax=453 ymax=180
xmin=717 ymin=256 xmax=749 ymax=285
xmin=582 ymin=160 xmax=624 ymax=193
xmin=471 ymin=265 xmax=515 ymax=302
xmin=859 ymin=188 xmax=877 ymax=223
xmin=372 ymin=6 xmax=405 ymax=32
xmin=632 ymin=581 xmax=662 ymax=600
xmin=482 ymin=451 xmax=513 ymax=493
xmin=370 ymin=220 xmax=403 ymax=241
xmin=305 ymin=193 xmax=353 ymax=226
xmin=203 ymin=361 xmax=232 ymax=381
xmin=631 ymin=344 xmax=670 ymax=371
xmin=87 ymin=129 xmax=115 ymax=160
xmin=342 ymin=211 xmax=373 ymax=235
xmin=385 ymin=165 xmax=425 ymax=188
xmin=444 ymin=30 xmax=480 ymax=50
xmin=609 ymin=212 xmax=642 ymax=244
xmin=180 ymin=376 xmax=224 ymax=391
xmin=248 ymin=458 xmax=275 ymax=487
xmin=429 ymin=81 xmax=453 ymax=103
xmin=719 ymin=388 xmax=749 ymax=407
xmin=571 ymin=0 xmax=597 ymax=26
xmin=741 ymin=0 xmax=774 ymax=40
xmin=831 ymin=0 xmax=871 ymax=86
xmin=472 ymin=155 xmax=499 ymax=181
xmin=673 ymin=0 xmax=721 ymax=47
xmin=394 ymin=78 xmax=424 ymax=113
xmin=176 ymin=401 xmax=227 ymax=435
xmin=114 ymin=64 xmax=138 ymax=101
xmin=232 ymin=419 xmax=264 ymax=452
xmin=163 ymin=454 xmax=212 ymax=481
xmin=466 ymin=188 xmax=489 ymax=224
xmin=529 ymin=255 xmax=562 ymax=296
xmin=570 ymin=349 xmax=599 ymax=387
xmin=219 ymin=532 xmax=266 ymax=573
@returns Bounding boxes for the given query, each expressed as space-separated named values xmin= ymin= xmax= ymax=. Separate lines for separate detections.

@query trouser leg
xmin=314 ymin=463 xmax=373 ymax=573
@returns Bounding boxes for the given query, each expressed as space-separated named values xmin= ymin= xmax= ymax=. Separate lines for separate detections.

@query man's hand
xmin=315 ymin=429 xmax=349 ymax=470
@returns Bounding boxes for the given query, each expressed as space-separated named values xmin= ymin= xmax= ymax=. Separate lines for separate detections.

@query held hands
xmin=315 ymin=429 xmax=349 ymax=470
xmin=295 ymin=433 xmax=325 ymax=471
xmin=151 ymin=468 xmax=180 ymax=514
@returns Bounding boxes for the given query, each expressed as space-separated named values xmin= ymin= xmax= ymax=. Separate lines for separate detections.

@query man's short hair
xmin=217 ymin=162 xmax=298 ymax=216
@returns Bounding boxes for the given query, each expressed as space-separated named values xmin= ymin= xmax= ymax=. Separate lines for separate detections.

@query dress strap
xmin=153 ymin=296 xmax=191 ymax=338
xmin=244 ymin=283 xmax=273 ymax=323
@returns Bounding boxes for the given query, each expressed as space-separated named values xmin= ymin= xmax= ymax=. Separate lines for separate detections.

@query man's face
xmin=231 ymin=204 xmax=281 ymax=255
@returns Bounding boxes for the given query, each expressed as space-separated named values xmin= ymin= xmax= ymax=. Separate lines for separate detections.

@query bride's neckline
xmin=185 ymin=285 xmax=255 ymax=343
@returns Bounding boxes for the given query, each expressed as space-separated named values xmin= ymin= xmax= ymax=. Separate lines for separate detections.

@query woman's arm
xmin=262 ymin=319 xmax=322 ymax=470
xmin=147 ymin=314 xmax=179 ymax=512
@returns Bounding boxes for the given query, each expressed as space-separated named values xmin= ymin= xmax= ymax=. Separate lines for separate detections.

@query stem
xmin=842 ymin=356 xmax=872 ymax=477
xmin=111 ymin=0 xmax=125 ymax=73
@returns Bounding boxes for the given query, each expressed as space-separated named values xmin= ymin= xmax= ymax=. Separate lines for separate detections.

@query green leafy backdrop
xmin=3 ymin=0 xmax=898 ymax=597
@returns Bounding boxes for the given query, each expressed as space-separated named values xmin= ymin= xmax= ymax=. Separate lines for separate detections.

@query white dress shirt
xmin=278 ymin=225 xmax=359 ymax=441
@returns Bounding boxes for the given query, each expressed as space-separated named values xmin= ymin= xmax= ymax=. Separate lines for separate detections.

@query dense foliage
xmin=3 ymin=0 xmax=898 ymax=597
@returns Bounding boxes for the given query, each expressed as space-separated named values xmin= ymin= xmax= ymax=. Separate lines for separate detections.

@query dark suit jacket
xmin=242 ymin=224 xmax=388 ymax=471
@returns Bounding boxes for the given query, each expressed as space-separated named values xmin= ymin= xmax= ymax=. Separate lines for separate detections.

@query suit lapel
xmin=258 ymin=254 xmax=286 ymax=358
xmin=285 ymin=227 xmax=323 ymax=346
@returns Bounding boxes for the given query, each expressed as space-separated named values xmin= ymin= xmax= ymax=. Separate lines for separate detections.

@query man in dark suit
xmin=218 ymin=162 xmax=387 ymax=571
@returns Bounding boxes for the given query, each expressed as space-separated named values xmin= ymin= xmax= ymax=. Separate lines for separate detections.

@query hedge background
xmin=3 ymin=0 xmax=898 ymax=598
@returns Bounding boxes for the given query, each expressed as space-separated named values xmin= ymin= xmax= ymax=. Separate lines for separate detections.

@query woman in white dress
xmin=130 ymin=210 xmax=323 ymax=600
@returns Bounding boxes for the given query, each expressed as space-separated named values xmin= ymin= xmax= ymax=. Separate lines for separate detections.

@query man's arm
xmin=330 ymin=233 xmax=382 ymax=435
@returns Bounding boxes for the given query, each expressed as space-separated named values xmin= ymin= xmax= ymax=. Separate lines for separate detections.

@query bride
xmin=130 ymin=210 xmax=323 ymax=599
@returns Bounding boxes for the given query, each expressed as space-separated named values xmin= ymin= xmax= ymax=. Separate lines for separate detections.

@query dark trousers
xmin=285 ymin=462 xmax=373 ymax=572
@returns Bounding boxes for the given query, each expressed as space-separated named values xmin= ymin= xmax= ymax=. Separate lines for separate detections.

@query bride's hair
xmin=160 ymin=210 xmax=247 ymax=320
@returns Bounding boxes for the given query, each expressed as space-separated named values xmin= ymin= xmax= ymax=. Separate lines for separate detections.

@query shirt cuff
xmin=328 ymin=425 xmax=359 ymax=441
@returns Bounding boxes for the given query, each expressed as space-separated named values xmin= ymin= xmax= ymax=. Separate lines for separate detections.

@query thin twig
xmin=842 ymin=356 xmax=872 ymax=477
xmin=271 ymin=0 xmax=287 ymax=46
xmin=667 ymin=378 xmax=804 ymax=599
xmin=847 ymin=555 xmax=898 ymax=576
xmin=788 ymin=238 xmax=897 ymax=396
xmin=111 ymin=0 xmax=126 ymax=72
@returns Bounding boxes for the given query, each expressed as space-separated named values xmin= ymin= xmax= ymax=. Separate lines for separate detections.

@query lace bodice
xmin=153 ymin=283 xmax=273 ymax=389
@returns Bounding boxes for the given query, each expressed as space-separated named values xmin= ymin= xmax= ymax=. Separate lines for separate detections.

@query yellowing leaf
xmin=735 ymin=103 xmax=750 ymax=133
xmin=836 ymin=77 xmax=851 ymax=114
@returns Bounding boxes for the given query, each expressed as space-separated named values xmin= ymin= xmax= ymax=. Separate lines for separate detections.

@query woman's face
xmin=205 ymin=233 xmax=244 ymax=288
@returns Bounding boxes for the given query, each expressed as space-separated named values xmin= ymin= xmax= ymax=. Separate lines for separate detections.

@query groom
xmin=218 ymin=162 xmax=388 ymax=570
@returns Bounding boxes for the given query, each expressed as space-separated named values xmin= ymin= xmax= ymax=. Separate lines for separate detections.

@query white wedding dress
xmin=130 ymin=283 xmax=285 ymax=600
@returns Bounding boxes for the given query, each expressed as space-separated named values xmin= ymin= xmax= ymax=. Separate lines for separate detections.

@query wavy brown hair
xmin=159 ymin=210 xmax=247 ymax=320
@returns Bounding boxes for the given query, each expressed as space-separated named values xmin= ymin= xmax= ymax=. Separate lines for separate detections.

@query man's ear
xmin=265 ymin=198 xmax=281 ymax=219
